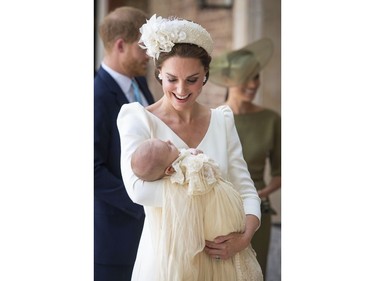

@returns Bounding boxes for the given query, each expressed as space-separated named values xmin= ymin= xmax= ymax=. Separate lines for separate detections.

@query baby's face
xmin=155 ymin=139 xmax=180 ymax=167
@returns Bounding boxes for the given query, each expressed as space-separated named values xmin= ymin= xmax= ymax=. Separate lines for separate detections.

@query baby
xmin=131 ymin=138 xmax=202 ymax=181
xmin=131 ymin=138 xmax=262 ymax=281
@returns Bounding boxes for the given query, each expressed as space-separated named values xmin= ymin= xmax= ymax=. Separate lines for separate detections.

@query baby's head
xmin=131 ymin=138 xmax=180 ymax=181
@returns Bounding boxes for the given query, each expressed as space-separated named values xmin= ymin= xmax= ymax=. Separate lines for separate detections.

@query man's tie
xmin=131 ymin=79 xmax=143 ymax=105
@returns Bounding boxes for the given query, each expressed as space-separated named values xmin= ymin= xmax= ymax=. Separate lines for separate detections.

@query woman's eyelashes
xmin=187 ymin=78 xmax=198 ymax=83
xmin=167 ymin=77 xmax=199 ymax=84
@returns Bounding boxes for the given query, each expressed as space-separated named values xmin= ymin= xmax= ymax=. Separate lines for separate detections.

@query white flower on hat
xmin=139 ymin=14 xmax=213 ymax=60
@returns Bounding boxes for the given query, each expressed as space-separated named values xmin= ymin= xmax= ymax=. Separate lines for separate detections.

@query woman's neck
xmin=149 ymin=97 xmax=206 ymax=124
xmin=226 ymin=97 xmax=263 ymax=115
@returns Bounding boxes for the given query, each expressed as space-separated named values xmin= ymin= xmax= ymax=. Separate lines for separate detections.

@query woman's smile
xmin=173 ymin=93 xmax=191 ymax=100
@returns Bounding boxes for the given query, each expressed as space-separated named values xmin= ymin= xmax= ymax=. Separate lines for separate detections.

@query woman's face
xmin=159 ymin=56 xmax=206 ymax=109
xmin=231 ymin=74 xmax=260 ymax=103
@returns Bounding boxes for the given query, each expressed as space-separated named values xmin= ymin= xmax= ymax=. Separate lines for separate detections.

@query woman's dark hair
xmin=154 ymin=43 xmax=212 ymax=85
xmin=225 ymin=88 xmax=229 ymax=101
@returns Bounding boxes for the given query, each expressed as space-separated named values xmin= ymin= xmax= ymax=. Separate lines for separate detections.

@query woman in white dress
xmin=117 ymin=14 xmax=262 ymax=281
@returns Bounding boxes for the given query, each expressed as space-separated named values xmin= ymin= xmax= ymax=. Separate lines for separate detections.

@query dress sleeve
xmin=117 ymin=103 xmax=163 ymax=207
xmin=219 ymin=105 xmax=261 ymax=220
xmin=270 ymin=112 xmax=281 ymax=177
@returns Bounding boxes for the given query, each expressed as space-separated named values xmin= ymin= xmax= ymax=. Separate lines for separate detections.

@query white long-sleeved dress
xmin=117 ymin=103 xmax=261 ymax=281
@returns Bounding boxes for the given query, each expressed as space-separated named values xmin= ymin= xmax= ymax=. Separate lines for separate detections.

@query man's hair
xmin=99 ymin=6 xmax=147 ymax=50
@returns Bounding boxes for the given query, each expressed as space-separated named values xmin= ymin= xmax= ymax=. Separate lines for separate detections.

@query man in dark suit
xmin=94 ymin=7 xmax=155 ymax=281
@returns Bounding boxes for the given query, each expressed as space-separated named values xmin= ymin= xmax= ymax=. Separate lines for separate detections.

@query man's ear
xmin=114 ymin=38 xmax=126 ymax=52
xmin=165 ymin=166 xmax=175 ymax=176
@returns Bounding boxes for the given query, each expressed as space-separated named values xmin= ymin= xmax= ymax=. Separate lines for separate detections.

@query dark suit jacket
xmin=94 ymin=66 xmax=155 ymax=265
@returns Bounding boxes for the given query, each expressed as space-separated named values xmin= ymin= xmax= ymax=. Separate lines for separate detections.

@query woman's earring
xmin=158 ymin=73 xmax=162 ymax=80
xmin=203 ymin=76 xmax=207 ymax=83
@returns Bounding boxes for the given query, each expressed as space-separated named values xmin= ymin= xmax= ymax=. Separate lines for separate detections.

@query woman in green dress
xmin=210 ymin=38 xmax=281 ymax=279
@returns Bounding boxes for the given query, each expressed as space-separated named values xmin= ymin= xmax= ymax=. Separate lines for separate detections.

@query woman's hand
xmin=204 ymin=214 xmax=260 ymax=260
xmin=204 ymin=231 xmax=249 ymax=260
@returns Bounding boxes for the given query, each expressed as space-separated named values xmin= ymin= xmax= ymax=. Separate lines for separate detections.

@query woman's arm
xmin=258 ymin=112 xmax=281 ymax=199
xmin=222 ymin=105 xmax=261 ymax=220
xmin=204 ymin=106 xmax=261 ymax=259
xmin=258 ymin=176 xmax=281 ymax=199
xmin=117 ymin=103 xmax=163 ymax=207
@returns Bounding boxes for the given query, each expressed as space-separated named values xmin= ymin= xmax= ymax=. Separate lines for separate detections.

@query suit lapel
xmin=97 ymin=66 xmax=129 ymax=106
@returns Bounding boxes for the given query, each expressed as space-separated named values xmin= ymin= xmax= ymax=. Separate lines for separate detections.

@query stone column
xmin=94 ymin=0 xmax=108 ymax=71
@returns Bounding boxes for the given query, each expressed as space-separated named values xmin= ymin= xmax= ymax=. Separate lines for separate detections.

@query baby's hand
xmin=189 ymin=148 xmax=203 ymax=155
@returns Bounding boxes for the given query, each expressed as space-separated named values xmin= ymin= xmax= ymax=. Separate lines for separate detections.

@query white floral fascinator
xmin=139 ymin=14 xmax=214 ymax=59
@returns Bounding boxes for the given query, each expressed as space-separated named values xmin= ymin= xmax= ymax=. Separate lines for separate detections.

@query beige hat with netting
xmin=209 ymin=38 xmax=274 ymax=87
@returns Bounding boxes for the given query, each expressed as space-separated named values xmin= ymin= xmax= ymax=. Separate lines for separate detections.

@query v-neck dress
xmin=117 ymin=103 xmax=261 ymax=281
